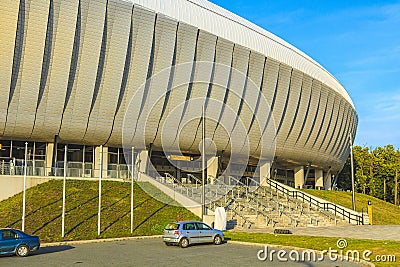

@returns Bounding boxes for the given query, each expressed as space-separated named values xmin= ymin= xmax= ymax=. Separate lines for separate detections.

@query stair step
xmin=209 ymin=185 xmax=351 ymax=230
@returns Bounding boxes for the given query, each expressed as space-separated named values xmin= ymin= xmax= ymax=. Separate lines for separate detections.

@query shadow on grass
xmin=33 ymin=245 xmax=74 ymax=255
xmin=66 ymin=192 xmax=136 ymax=236
xmin=101 ymin=195 xmax=160 ymax=233
xmin=33 ymin=189 xmax=115 ymax=235
xmin=132 ymin=203 xmax=168 ymax=232
xmin=7 ymin=192 xmax=76 ymax=228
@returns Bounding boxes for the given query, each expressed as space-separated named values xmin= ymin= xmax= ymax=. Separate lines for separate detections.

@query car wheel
xmin=16 ymin=245 xmax=29 ymax=257
xmin=213 ymin=235 xmax=222 ymax=245
xmin=179 ymin=238 xmax=189 ymax=248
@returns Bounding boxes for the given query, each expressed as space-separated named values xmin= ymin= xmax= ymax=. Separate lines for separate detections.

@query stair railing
xmin=265 ymin=178 xmax=365 ymax=225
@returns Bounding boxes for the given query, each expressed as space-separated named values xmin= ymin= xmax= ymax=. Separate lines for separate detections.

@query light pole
xmin=62 ymin=144 xmax=67 ymax=237
xmin=98 ymin=145 xmax=103 ymax=236
xmin=201 ymin=106 xmax=206 ymax=221
xmin=349 ymin=133 xmax=356 ymax=211
xmin=131 ymin=147 xmax=135 ymax=233
xmin=22 ymin=142 xmax=28 ymax=232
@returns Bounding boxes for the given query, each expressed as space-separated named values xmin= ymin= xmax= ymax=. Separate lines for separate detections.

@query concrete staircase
xmin=209 ymin=185 xmax=351 ymax=229
xmin=139 ymin=173 xmax=366 ymax=229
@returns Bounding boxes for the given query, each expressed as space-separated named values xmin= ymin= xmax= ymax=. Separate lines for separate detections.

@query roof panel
xmin=128 ymin=0 xmax=354 ymax=107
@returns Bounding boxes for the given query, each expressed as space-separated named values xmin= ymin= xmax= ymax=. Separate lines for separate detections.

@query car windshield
xmin=164 ymin=223 xmax=179 ymax=230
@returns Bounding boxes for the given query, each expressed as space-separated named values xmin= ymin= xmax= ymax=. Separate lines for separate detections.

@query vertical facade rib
xmin=176 ymin=30 xmax=217 ymax=152
xmin=152 ymin=22 xmax=198 ymax=151
xmin=239 ymin=51 xmax=265 ymax=156
xmin=4 ymin=0 xmax=50 ymax=139
xmin=107 ymin=5 xmax=155 ymax=147
xmin=83 ymin=0 xmax=132 ymax=145
xmin=58 ymin=0 xmax=107 ymax=143
xmin=30 ymin=0 xmax=79 ymax=140
xmin=0 ymin=0 xmax=20 ymax=136
xmin=139 ymin=15 xmax=178 ymax=146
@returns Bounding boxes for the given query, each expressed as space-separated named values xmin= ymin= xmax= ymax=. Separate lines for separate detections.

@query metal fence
xmin=0 ymin=159 xmax=46 ymax=176
xmin=0 ymin=159 xmax=131 ymax=180
xmin=266 ymin=178 xmax=365 ymax=225
xmin=108 ymin=164 xmax=130 ymax=179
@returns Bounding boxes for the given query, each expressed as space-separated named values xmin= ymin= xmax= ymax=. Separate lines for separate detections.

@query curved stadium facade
xmin=0 ymin=0 xmax=357 ymax=190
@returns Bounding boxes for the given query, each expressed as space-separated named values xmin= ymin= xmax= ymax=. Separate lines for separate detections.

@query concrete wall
xmin=0 ymin=175 xmax=53 ymax=201
xmin=0 ymin=175 xmax=124 ymax=201
xmin=137 ymin=172 xmax=202 ymax=217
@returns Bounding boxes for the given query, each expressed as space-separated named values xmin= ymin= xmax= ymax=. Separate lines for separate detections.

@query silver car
xmin=163 ymin=221 xmax=224 ymax=248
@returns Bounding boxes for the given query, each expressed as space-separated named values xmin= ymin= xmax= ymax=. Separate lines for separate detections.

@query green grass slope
xmin=303 ymin=189 xmax=400 ymax=225
xmin=0 ymin=180 xmax=199 ymax=242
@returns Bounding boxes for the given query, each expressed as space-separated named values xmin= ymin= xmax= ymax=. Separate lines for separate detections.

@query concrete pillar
xmin=94 ymin=146 xmax=108 ymax=178
xmin=137 ymin=150 xmax=149 ymax=174
xmin=45 ymin=143 xmax=54 ymax=176
xmin=176 ymin=166 xmax=181 ymax=181
xmin=315 ymin=169 xmax=324 ymax=189
xmin=259 ymin=161 xmax=271 ymax=185
xmin=324 ymin=172 xmax=332 ymax=190
xmin=207 ymin=156 xmax=218 ymax=184
xmin=294 ymin=166 xmax=305 ymax=189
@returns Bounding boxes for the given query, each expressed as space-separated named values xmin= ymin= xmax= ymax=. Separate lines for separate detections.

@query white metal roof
xmin=129 ymin=0 xmax=354 ymax=107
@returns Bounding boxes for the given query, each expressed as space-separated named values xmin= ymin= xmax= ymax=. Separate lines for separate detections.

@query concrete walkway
xmin=234 ymin=225 xmax=400 ymax=241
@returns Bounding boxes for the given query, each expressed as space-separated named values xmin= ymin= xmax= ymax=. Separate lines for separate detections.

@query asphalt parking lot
xmin=0 ymin=238 xmax=362 ymax=266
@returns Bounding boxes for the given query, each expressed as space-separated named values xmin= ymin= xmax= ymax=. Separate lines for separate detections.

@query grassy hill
xmin=303 ymin=189 xmax=400 ymax=225
xmin=0 ymin=180 xmax=199 ymax=242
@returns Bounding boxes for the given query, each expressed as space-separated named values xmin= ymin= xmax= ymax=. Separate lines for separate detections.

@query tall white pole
xmin=82 ymin=145 xmax=85 ymax=178
xmin=131 ymin=147 xmax=135 ymax=233
xmin=98 ymin=145 xmax=103 ymax=236
xmin=201 ymin=106 xmax=206 ymax=220
xmin=33 ymin=142 xmax=36 ymax=176
xmin=62 ymin=145 xmax=67 ymax=237
xmin=349 ymin=133 xmax=356 ymax=211
xmin=117 ymin=148 xmax=120 ymax=179
xmin=22 ymin=142 xmax=28 ymax=232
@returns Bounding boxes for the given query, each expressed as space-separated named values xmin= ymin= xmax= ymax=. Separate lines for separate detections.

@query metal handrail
xmin=187 ymin=174 xmax=202 ymax=187
xmin=164 ymin=173 xmax=185 ymax=187
xmin=159 ymin=174 xmax=227 ymax=203
xmin=245 ymin=176 xmax=260 ymax=187
xmin=228 ymin=176 xmax=245 ymax=186
xmin=266 ymin=178 xmax=364 ymax=225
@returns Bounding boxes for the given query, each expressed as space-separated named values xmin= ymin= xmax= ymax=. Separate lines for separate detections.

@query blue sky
xmin=209 ymin=0 xmax=400 ymax=148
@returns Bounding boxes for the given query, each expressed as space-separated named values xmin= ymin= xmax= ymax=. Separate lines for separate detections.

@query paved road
xmin=0 ymin=238 xmax=362 ymax=267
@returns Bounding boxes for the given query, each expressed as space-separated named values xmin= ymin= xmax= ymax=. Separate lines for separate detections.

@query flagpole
xmin=201 ymin=106 xmax=206 ymax=220
xmin=62 ymin=144 xmax=67 ymax=237
xmin=98 ymin=145 xmax=103 ymax=236
xmin=349 ymin=133 xmax=356 ymax=211
xmin=22 ymin=142 xmax=28 ymax=231
xmin=131 ymin=147 xmax=135 ymax=233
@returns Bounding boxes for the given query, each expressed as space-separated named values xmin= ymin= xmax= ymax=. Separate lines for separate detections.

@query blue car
xmin=0 ymin=228 xmax=40 ymax=257
xmin=163 ymin=221 xmax=224 ymax=248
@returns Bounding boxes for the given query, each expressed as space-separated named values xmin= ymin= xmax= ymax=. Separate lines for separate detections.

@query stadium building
xmin=0 ymin=0 xmax=357 ymax=194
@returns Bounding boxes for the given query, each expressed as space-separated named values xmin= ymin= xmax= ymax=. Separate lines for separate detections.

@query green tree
xmin=353 ymin=146 xmax=372 ymax=194
xmin=336 ymin=157 xmax=351 ymax=191
xmin=370 ymin=145 xmax=397 ymax=203
xmin=337 ymin=144 xmax=400 ymax=205
xmin=393 ymin=149 xmax=400 ymax=205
